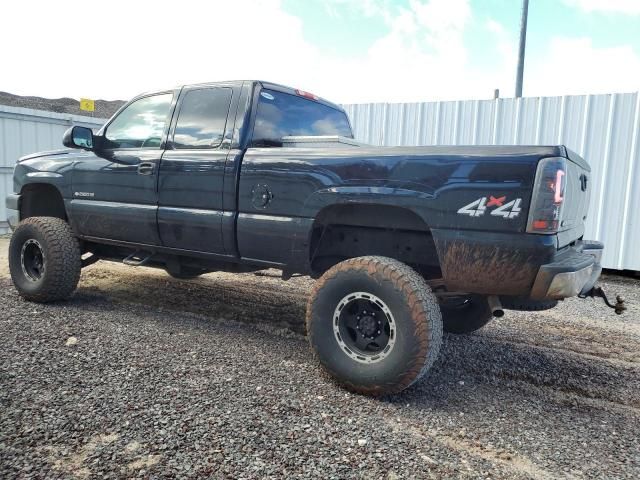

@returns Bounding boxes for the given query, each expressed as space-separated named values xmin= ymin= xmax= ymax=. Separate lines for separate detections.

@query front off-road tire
xmin=306 ymin=256 xmax=443 ymax=395
xmin=9 ymin=217 xmax=81 ymax=302
xmin=440 ymin=295 xmax=493 ymax=334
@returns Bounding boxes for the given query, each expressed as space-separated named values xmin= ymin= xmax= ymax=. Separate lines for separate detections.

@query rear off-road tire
xmin=306 ymin=256 xmax=443 ymax=395
xmin=166 ymin=267 xmax=205 ymax=280
xmin=9 ymin=217 xmax=81 ymax=302
xmin=440 ymin=295 xmax=493 ymax=334
xmin=500 ymin=296 xmax=558 ymax=311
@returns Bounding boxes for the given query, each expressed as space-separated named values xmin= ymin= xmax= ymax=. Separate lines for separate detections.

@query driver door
xmin=71 ymin=91 xmax=176 ymax=245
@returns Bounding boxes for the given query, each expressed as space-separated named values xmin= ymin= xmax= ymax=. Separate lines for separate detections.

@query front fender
xmin=14 ymin=160 xmax=73 ymax=198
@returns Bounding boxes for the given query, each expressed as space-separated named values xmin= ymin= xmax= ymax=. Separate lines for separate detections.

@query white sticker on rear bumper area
xmin=457 ymin=196 xmax=522 ymax=219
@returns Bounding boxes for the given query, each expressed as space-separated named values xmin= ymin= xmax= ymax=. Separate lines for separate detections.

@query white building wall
xmin=344 ymin=92 xmax=640 ymax=271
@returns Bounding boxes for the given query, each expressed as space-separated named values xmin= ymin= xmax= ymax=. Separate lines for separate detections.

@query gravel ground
xmin=0 ymin=238 xmax=638 ymax=479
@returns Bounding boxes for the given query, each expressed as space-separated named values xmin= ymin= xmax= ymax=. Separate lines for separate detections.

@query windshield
xmin=251 ymin=88 xmax=352 ymax=147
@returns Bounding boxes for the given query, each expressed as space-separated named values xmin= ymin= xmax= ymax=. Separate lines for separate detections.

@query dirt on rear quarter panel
xmin=434 ymin=238 xmax=544 ymax=295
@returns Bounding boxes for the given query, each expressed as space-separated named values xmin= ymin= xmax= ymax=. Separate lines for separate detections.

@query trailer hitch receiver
xmin=579 ymin=286 xmax=626 ymax=315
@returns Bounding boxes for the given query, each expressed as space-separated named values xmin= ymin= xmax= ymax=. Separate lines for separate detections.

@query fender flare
xmin=289 ymin=186 xmax=435 ymax=272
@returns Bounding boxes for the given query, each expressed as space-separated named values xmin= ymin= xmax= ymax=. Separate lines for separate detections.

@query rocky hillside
xmin=0 ymin=91 xmax=125 ymax=119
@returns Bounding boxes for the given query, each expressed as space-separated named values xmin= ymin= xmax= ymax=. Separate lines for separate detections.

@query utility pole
xmin=515 ymin=0 xmax=529 ymax=98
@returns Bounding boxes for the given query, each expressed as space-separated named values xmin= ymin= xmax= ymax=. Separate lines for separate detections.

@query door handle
xmin=137 ymin=162 xmax=155 ymax=175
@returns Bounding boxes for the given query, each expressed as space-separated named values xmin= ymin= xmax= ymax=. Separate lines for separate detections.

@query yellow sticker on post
xmin=79 ymin=98 xmax=95 ymax=112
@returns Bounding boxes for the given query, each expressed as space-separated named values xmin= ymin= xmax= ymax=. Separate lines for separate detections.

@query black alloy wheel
xmin=333 ymin=292 xmax=396 ymax=364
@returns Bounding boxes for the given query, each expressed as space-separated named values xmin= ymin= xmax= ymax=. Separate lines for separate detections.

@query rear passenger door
xmin=157 ymin=85 xmax=235 ymax=254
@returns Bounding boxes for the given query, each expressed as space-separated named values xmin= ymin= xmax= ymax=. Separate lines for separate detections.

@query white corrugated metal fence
xmin=344 ymin=92 xmax=640 ymax=271
xmin=0 ymin=105 xmax=106 ymax=233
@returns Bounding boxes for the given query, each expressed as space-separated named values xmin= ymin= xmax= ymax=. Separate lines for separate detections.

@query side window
xmin=104 ymin=93 xmax=173 ymax=149
xmin=173 ymin=88 xmax=232 ymax=149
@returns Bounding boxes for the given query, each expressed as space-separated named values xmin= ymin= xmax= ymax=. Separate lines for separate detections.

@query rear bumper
xmin=530 ymin=240 xmax=603 ymax=300
xmin=5 ymin=193 xmax=20 ymax=231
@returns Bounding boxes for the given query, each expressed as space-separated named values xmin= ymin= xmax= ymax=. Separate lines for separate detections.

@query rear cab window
xmin=251 ymin=88 xmax=352 ymax=147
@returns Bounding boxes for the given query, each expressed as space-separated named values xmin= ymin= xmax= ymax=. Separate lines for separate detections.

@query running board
xmin=123 ymin=251 xmax=154 ymax=267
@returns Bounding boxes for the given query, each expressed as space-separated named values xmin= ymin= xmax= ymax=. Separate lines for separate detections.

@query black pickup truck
xmin=6 ymin=80 xmax=619 ymax=395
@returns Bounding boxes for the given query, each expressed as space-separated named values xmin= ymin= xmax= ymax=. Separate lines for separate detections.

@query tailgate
xmin=558 ymin=149 xmax=591 ymax=247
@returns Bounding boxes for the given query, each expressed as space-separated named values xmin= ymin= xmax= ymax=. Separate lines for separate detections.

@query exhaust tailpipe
xmin=488 ymin=296 xmax=504 ymax=318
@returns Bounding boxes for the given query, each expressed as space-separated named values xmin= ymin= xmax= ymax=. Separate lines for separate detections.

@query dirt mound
xmin=0 ymin=91 xmax=124 ymax=119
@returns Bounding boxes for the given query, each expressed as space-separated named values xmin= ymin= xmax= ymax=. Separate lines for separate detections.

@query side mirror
xmin=63 ymin=126 xmax=95 ymax=150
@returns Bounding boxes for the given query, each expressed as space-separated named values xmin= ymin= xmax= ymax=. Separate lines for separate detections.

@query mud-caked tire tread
xmin=306 ymin=256 xmax=443 ymax=395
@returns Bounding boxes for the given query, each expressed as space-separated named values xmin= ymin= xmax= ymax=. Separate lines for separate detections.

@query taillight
xmin=527 ymin=157 xmax=567 ymax=234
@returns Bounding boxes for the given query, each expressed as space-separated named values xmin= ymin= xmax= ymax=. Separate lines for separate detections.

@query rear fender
xmin=292 ymin=187 xmax=433 ymax=272
xmin=301 ymin=186 xmax=432 ymax=223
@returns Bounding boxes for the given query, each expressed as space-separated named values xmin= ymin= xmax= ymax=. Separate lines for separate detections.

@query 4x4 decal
xmin=458 ymin=196 xmax=522 ymax=219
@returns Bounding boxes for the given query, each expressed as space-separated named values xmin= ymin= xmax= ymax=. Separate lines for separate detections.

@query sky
xmin=2 ymin=0 xmax=639 ymax=103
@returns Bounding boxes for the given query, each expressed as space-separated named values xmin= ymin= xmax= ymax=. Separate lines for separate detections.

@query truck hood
xmin=18 ymin=149 xmax=72 ymax=163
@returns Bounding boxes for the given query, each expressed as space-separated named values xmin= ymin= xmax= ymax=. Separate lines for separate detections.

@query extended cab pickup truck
xmin=6 ymin=80 xmax=620 ymax=395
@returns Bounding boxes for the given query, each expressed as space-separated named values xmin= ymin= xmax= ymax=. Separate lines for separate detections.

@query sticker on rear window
xmin=260 ymin=91 xmax=275 ymax=101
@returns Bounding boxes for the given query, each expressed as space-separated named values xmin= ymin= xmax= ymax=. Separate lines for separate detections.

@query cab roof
xmin=137 ymin=80 xmax=345 ymax=113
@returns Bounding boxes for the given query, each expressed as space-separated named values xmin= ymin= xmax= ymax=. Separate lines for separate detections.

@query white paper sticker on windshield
xmin=260 ymin=91 xmax=275 ymax=101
